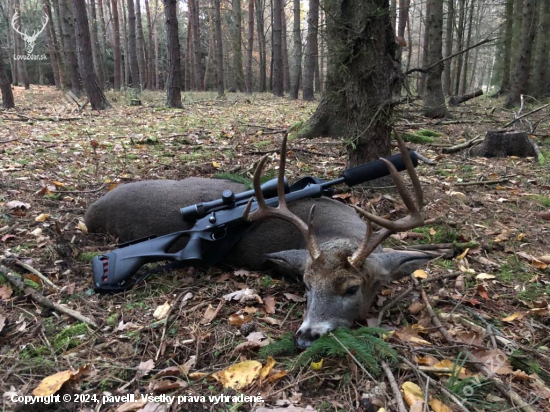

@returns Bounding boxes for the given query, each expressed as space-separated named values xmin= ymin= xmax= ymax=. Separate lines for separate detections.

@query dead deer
xmin=85 ymin=134 xmax=432 ymax=348
xmin=242 ymin=132 xmax=429 ymax=348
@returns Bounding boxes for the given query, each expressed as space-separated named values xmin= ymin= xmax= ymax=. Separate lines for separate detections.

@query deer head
xmin=244 ymin=131 xmax=432 ymax=348
xmin=12 ymin=11 xmax=49 ymax=55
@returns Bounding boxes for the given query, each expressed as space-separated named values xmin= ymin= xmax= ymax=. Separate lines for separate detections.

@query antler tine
xmin=394 ymin=128 xmax=423 ymax=209
xmin=242 ymin=133 xmax=322 ymax=261
xmin=348 ymin=132 xmax=425 ymax=269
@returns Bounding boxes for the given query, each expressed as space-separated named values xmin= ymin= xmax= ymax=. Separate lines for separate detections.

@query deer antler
xmin=28 ymin=13 xmax=49 ymax=41
xmin=348 ymin=129 xmax=425 ymax=268
xmin=11 ymin=11 xmax=27 ymax=38
xmin=243 ymin=133 xmax=323 ymax=261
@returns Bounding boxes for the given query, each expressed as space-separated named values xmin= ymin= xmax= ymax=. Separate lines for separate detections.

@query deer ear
xmin=265 ymin=249 xmax=309 ymax=278
xmin=368 ymin=249 xmax=434 ymax=282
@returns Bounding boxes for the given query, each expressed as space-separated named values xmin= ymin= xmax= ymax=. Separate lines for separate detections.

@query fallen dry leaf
xmin=264 ymin=295 xmax=276 ymax=314
xmin=34 ymin=213 xmax=49 ymax=222
xmin=283 ymin=292 xmax=306 ymax=302
xmin=223 ymin=288 xmax=263 ymax=303
xmin=393 ymin=326 xmax=431 ymax=346
xmin=535 ymin=210 xmax=550 ymax=221
xmin=148 ymin=378 xmax=187 ymax=393
xmin=115 ymin=400 xmax=148 ymax=412
xmin=212 ymin=360 xmax=262 ymax=390
xmin=0 ymin=285 xmax=13 ymax=300
xmin=229 ymin=312 xmax=253 ymax=326
xmin=501 ymin=312 xmax=524 ymax=322
xmin=136 ymin=359 xmax=155 ymax=379
xmin=153 ymin=301 xmax=171 ymax=320
xmin=259 ymin=356 xmax=276 ymax=380
xmin=153 ymin=366 xmax=183 ymax=379
xmin=0 ymin=314 xmax=6 ymax=333
xmin=6 ymin=200 xmax=31 ymax=210
xmin=471 ymin=349 xmax=514 ymax=375
xmin=77 ymin=221 xmax=88 ymax=234
xmin=261 ymin=316 xmax=281 ymax=325
xmin=429 ymin=398 xmax=452 ymax=412
xmin=201 ymin=301 xmax=224 ymax=324
xmin=476 ymin=273 xmax=496 ymax=280
xmin=412 ymin=269 xmax=428 ymax=279
xmin=32 ymin=365 xmax=90 ymax=396
xmin=402 ymin=381 xmax=424 ymax=410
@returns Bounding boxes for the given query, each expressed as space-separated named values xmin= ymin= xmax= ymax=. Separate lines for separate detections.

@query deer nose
xmin=295 ymin=328 xmax=321 ymax=349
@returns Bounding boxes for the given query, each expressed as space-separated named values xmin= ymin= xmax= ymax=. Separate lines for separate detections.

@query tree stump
xmin=470 ymin=130 xmax=537 ymax=158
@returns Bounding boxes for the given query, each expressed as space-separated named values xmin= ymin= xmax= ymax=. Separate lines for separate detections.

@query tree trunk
xmin=422 ymin=0 xmax=448 ymax=118
xmin=127 ymin=0 xmax=141 ymax=89
xmin=155 ymin=26 xmax=161 ymax=89
xmin=419 ymin=0 xmax=431 ymax=94
xmin=505 ymin=0 xmax=537 ymax=107
xmin=535 ymin=0 xmax=550 ymax=97
xmin=191 ymin=0 xmax=203 ymax=90
xmin=89 ymin=0 xmax=106 ymax=88
xmin=500 ymin=0 xmax=514 ymax=93
xmin=60 ymin=0 xmax=81 ymax=95
xmin=135 ymin=0 xmax=148 ymax=88
xmin=460 ymin=0 xmax=476 ymax=95
xmin=303 ymin=0 xmax=318 ymax=100
xmin=396 ymin=0 xmax=410 ymax=94
xmin=14 ymin=0 xmax=29 ymax=89
xmin=111 ymin=0 xmax=122 ymax=90
xmin=246 ymin=0 xmax=255 ymax=93
xmin=120 ymin=0 xmax=129 ymax=86
xmin=442 ymin=0 xmax=454 ymax=95
xmin=289 ymin=0 xmax=301 ymax=99
xmin=391 ymin=0 xmax=397 ymax=30
xmin=163 ymin=0 xmax=182 ymax=107
xmin=72 ymin=0 xmax=110 ymax=109
xmin=213 ymin=0 xmax=225 ymax=96
xmin=42 ymin=0 xmax=62 ymax=89
xmin=231 ymin=0 xmax=245 ymax=91
xmin=272 ymin=0 xmax=283 ymax=96
xmin=255 ymin=0 xmax=267 ymax=92
xmin=453 ymin=0 xmax=466 ymax=95
xmin=7 ymin=0 xmax=18 ymax=86
xmin=97 ymin=0 xmax=108 ymax=74
xmin=297 ymin=0 xmax=399 ymax=166
xmin=318 ymin=9 xmax=324 ymax=93
xmin=471 ymin=130 xmax=537 ymax=158
xmin=0 ymin=51 xmax=15 ymax=109
xmin=145 ymin=0 xmax=155 ymax=89
xmin=281 ymin=2 xmax=290 ymax=93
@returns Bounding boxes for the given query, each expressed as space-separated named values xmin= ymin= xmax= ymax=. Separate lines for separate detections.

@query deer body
xmin=87 ymin=135 xmax=432 ymax=347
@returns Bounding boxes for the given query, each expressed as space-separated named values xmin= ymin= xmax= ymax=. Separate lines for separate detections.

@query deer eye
xmin=344 ymin=285 xmax=360 ymax=296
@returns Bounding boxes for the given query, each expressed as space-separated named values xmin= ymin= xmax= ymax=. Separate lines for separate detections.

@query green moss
xmin=531 ymin=195 xmax=550 ymax=208
xmin=393 ymin=130 xmax=436 ymax=144
xmin=106 ymin=313 xmax=119 ymax=326
xmin=213 ymin=173 xmax=252 ymax=188
xmin=78 ymin=252 xmax=99 ymax=263
xmin=53 ymin=323 xmax=88 ymax=351
xmin=417 ymin=129 xmax=442 ymax=137
xmin=411 ymin=224 xmax=458 ymax=244
xmin=24 ymin=279 xmax=41 ymax=289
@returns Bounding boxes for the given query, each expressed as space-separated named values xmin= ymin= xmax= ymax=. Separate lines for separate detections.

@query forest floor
xmin=1 ymin=85 xmax=550 ymax=412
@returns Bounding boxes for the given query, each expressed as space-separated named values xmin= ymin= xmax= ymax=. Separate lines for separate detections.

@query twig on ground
xmin=442 ymin=135 xmax=483 ymax=154
xmin=400 ymin=357 xmax=470 ymax=412
xmin=156 ymin=292 xmax=187 ymax=361
xmin=376 ymin=272 xmax=460 ymax=326
xmin=455 ymin=178 xmax=510 ymax=187
xmin=503 ymin=102 xmax=550 ymax=128
xmin=380 ymin=361 xmax=408 ymax=412
xmin=12 ymin=259 xmax=59 ymax=290
xmin=0 ymin=265 xmax=98 ymax=328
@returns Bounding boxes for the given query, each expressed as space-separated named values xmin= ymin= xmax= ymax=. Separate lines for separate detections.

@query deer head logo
xmin=12 ymin=11 xmax=49 ymax=55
